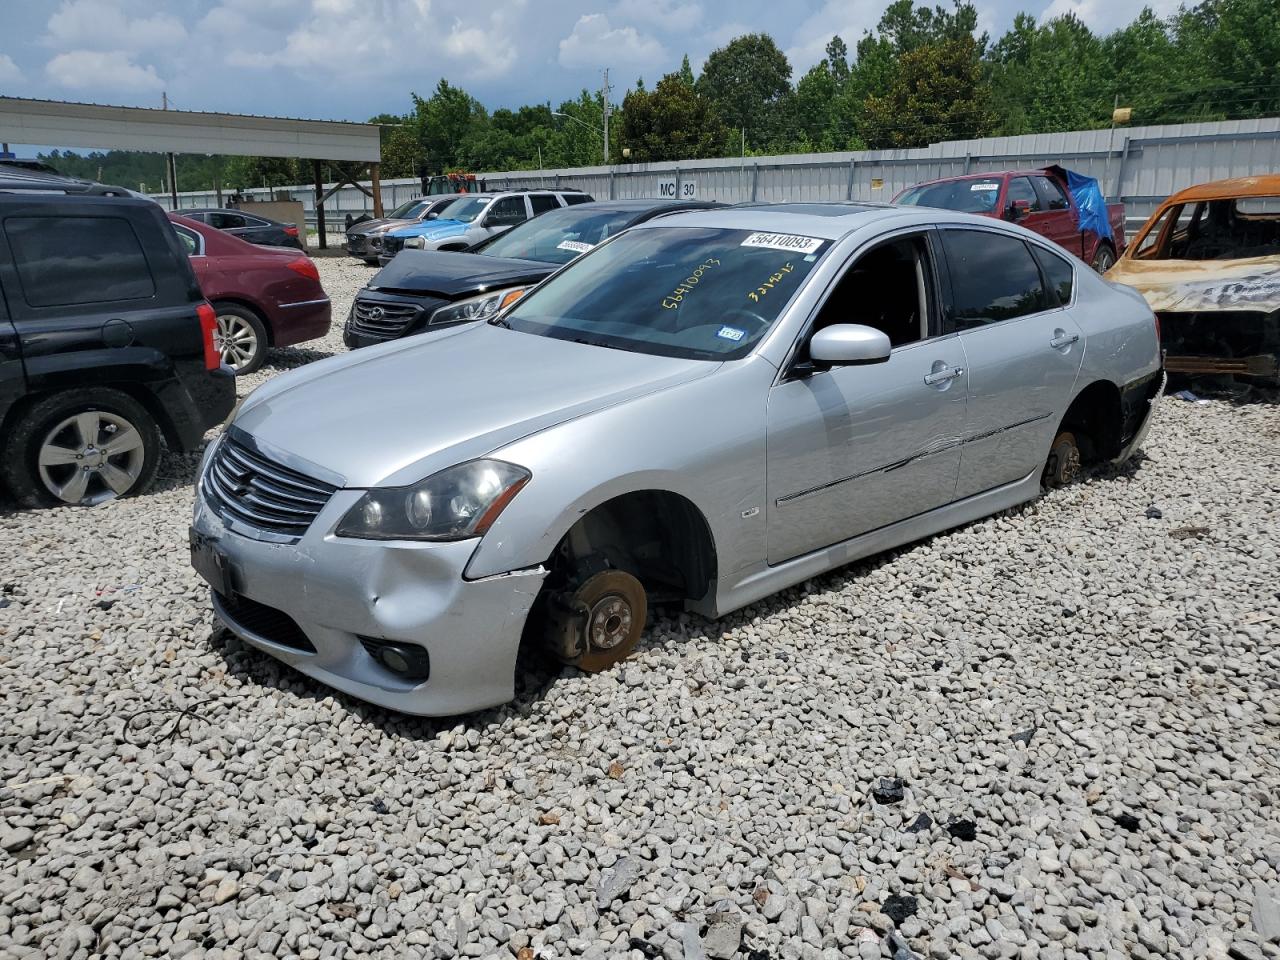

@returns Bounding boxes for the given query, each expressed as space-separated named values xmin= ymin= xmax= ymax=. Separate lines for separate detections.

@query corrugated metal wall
xmin=154 ymin=116 xmax=1280 ymax=229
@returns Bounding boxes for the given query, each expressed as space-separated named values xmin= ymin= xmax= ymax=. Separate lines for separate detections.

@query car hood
xmin=388 ymin=218 xmax=469 ymax=240
xmin=234 ymin=322 xmax=716 ymax=488
xmin=348 ymin=218 xmax=410 ymax=236
xmin=369 ymin=250 xmax=553 ymax=297
xmin=1107 ymin=254 xmax=1280 ymax=313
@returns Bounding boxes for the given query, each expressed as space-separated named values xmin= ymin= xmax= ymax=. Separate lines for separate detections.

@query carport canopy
xmin=0 ymin=96 xmax=385 ymax=245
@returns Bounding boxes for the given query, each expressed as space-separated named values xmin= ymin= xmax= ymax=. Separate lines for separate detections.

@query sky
xmin=0 ymin=0 xmax=1179 ymax=133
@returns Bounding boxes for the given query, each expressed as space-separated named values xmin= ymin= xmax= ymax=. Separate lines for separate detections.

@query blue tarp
xmin=1048 ymin=165 xmax=1113 ymax=243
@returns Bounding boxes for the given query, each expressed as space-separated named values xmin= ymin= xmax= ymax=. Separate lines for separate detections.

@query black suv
xmin=0 ymin=170 xmax=236 ymax=507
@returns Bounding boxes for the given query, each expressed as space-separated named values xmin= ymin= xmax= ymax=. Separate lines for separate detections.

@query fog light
xmin=358 ymin=636 xmax=430 ymax=681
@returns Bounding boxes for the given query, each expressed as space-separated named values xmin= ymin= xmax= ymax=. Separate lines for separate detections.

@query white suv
xmin=379 ymin=190 xmax=592 ymax=263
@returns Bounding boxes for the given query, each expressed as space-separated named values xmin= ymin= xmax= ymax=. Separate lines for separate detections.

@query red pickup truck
xmin=894 ymin=167 xmax=1126 ymax=272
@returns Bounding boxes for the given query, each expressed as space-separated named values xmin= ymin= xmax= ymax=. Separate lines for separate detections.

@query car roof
xmin=903 ymin=169 xmax=1051 ymax=189
xmin=628 ymin=201 xmax=1002 ymax=240
xmin=635 ymin=202 xmax=884 ymax=238
xmin=0 ymin=165 xmax=136 ymax=197
xmin=184 ymin=207 xmax=281 ymax=222
xmin=1163 ymin=175 xmax=1280 ymax=204
xmin=563 ymin=198 xmax=715 ymax=212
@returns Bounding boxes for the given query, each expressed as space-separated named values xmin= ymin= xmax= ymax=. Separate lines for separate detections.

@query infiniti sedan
xmin=191 ymin=204 xmax=1163 ymax=716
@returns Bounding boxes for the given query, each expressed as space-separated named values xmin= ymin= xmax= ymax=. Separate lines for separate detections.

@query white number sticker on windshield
xmin=970 ymin=183 xmax=1000 ymax=191
xmin=741 ymin=233 xmax=823 ymax=254
xmin=556 ymin=240 xmax=593 ymax=254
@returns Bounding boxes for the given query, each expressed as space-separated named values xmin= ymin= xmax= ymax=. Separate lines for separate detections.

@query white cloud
xmin=45 ymin=49 xmax=164 ymax=93
xmin=611 ymin=0 xmax=702 ymax=28
xmin=559 ymin=14 xmax=665 ymax=69
xmin=1038 ymin=0 xmax=1180 ymax=32
xmin=0 ymin=54 xmax=21 ymax=85
xmin=45 ymin=0 xmax=186 ymax=52
xmin=784 ymin=2 xmax=880 ymax=75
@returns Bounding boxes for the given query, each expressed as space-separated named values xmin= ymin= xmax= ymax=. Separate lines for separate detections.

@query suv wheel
xmin=213 ymin=303 xmax=268 ymax=375
xmin=1 ymin=388 xmax=162 ymax=507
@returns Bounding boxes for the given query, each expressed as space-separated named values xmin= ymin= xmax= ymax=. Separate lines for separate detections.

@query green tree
xmin=697 ymin=33 xmax=793 ymax=149
xmin=678 ymin=54 xmax=696 ymax=86
xmin=615 ymin=73 xmax=727 ymax=162
xmin=987 ymin=13 xmax=1109 ymax=134
xmin=862 ymin=35 xmax=995 ymax=147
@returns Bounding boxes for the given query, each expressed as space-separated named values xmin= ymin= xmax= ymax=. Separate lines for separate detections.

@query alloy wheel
xmin=37 ymin=410 xmax=146 ymax=505
xmin=214 ymin=314 xmax=260 ymax=371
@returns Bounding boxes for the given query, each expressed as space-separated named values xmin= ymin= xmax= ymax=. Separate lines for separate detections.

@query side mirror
xmin=809 ymin=324 xmax=892 ymax=366
xmin=1009 ymin=199 xmax=1032 ymax=221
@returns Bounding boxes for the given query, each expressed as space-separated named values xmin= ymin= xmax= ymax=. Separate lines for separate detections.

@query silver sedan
xmin=191 ymin=203 xmax=1163 ymax=715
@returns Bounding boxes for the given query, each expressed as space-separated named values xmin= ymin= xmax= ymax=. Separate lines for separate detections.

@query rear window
xmin=5 ymin=215 xmax=156 ymax=307
xmin=1031 ymin=244 xmax=1074 ymax=306
xmin=563 ymin=194 xmax=592 ymax=205
xmin=897 ymin=178 xmax=1003 ymax=214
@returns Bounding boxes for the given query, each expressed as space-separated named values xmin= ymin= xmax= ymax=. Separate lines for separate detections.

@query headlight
xmin=405 ymin=236 xmax=426 ymax=249
xmin=335 ymin=459 xmax=530 ymax=541
xmin=429 ymin=288 xmax=527 ymax=326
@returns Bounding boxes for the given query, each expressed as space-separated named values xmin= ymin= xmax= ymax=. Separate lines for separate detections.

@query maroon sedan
xmin=168 ymin=213 xmax=331 ymax=374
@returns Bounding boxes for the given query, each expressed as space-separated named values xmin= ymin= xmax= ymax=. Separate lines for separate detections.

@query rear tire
xmin=1043 ymin=430 xmax=1082 ymax=489
xmin=212 ymin=302 xmax=268 ymax=375
xmin=1091 ymin=244 xmax=1116 ymax=274
xmin=1 ymin=388 xmax=161 ymax=508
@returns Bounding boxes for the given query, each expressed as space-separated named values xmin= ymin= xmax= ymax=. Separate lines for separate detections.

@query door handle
xmin=923 ymin=365 xmax=964 ymax=386
xmin=1050 ymin=331 xmax=1080 ymax=349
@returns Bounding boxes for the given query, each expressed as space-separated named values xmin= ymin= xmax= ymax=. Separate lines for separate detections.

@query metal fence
xmin=153 ymin=115 xmax=1280 ymax=232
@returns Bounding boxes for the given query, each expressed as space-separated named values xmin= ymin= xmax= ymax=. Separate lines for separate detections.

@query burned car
xmin=1107 ymin=176 xmax=1280 ymax=381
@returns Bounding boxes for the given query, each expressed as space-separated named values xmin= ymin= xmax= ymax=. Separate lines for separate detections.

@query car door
xmin=208 ymin=211 xmax=249 ymax=240
xmin=1031 ymin=175 xmax=1082 ymax=255
xmin=529 ymin=193 xmax=561 ymax=217
xmin=0 ymin=250 xmax=26 ymax=426
xmin=765 ymin=231 xmax=968 ymax=565
xmin=937 ymin=227 xmax=1084 ymax=500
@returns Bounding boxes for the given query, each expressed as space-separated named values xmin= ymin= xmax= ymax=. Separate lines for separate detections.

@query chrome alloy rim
xmin=213 ymin=314 xmax=259 ymax=370
xmin=587 ymin=594 xmax=633 ymax=651
xmin=37 ymin=411 xmax=145 ymax=505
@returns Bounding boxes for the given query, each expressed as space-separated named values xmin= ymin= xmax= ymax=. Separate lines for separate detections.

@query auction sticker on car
xmin=741 ymin=233 xmax=824 ymax=254
xmin=717 ymin=325 xmax=746 ymax=341
xmin=557 ymin=240 xmax=593 ymax=254
xmin=970 ymin=183 xmax=1000 ymax=191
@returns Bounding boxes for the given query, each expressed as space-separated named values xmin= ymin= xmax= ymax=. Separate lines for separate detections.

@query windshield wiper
xmin=570 ymin=336 xmax=624 ymax=351
xmin=488 ymin=316 xmax=511 ymax=329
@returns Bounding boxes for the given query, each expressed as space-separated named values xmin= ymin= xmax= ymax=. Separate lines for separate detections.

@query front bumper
xmin=192 ymin=480 xmax=547 ymax=716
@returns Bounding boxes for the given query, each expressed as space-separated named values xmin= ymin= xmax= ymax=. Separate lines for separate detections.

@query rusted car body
xmin=1107 ymin=176 xmax=1280 ymax=380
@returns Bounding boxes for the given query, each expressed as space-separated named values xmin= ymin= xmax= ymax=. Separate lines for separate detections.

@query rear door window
xmin=5 ymin=215 xmax=156 ymax=307
xmin=529 ymin=194 xmax=560 ymax=215
xmin=563 ymin=194 xmax=592 ymax=205
xmin=209 ymin=212 xmax=246 ymax=229
xmin=1034 ymin=176 xmax=1071 ymax=211
xmin=940 ymin=229 xmax=1048 ymax=330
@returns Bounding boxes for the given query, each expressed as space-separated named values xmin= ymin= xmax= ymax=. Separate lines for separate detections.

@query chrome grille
xmin=203 ymin=435 xmax=336 ymax=539
xmin=348 ymin=298 xmax=420 ymax=338
xmin=345 ymin=234 xmax=367 ymax=253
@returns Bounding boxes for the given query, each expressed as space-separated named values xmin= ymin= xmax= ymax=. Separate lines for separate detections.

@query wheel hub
xmin=37 ymin=411 xmax=144 ymax=505
xmin=588 ymin=595 xmax=632 ymax=651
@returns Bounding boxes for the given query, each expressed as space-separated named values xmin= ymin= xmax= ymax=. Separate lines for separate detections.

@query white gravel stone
xmin=2 ymin=256 xmax=1279 ymax=959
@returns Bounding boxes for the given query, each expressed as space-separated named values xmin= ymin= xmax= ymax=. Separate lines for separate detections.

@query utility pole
xmin=162 ymin=91 xmax=177 ymax=208
xmin=601 ymin=68 xmax=610 ymax=166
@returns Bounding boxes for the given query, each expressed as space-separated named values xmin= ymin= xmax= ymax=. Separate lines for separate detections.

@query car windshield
xmin=897 ymin=178 xmax=1003 ymax=213
xmin=437 ymin=197 xmax=489 ymax=223
xmin=499 ymin=226 xmax=831 ymax=360
xmin=477 ymin=206 xmax=644 ymax=264
xmin=389 ymin=199 xmax=429 ymax=219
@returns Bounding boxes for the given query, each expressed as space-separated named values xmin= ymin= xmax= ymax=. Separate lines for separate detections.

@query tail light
xmin=284 ymin=225 xmax=300 ymax=237
xmin=1153 ymin=313 xmax=1162 ymax=346
xmin=197 ymin=302 xmax=220 ymax=370
xmin=286 ymin=257 xmax=320 ymax=282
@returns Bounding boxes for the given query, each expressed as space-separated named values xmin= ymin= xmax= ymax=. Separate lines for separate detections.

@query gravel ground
xmin=2 ymin=257 xmax=1279 ymax=960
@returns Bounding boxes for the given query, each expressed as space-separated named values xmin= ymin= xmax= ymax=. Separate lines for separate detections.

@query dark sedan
xmin=170 ymin=214 xmax=330 ymax=374
xmin=345 ymin=198 xmax=717 ymax=349
xmin=180 ymin=207 xmax=304 ymax=249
